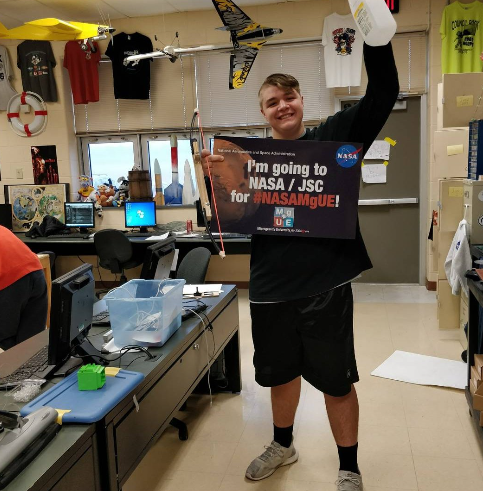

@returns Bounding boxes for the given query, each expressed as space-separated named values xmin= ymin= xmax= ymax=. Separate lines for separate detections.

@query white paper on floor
xmin=371 ymin=350 xmax=467 ymax=390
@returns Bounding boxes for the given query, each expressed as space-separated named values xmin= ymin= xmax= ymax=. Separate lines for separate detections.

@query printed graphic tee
xmin=322 ymin=13 xmax=364 ymax=88
xmin=63 ymin=41 xmax=101 ymax=105
xmin=105 ymin=32 xmax=153 ymax=100
xmin=0 ymin=45 xmax=17 ymax=110
xmin=17 ymin=40 xmax=58 ymax=102
xmin=440 ymin=0 xmax=483 ymax=74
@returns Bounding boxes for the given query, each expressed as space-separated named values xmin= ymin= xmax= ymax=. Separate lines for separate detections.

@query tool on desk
xmin=0 ymin=407 xmax=60 ymax=488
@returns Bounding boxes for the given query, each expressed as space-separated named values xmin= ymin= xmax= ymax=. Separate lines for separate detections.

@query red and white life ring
xmin=7 ymin=91 xmax=47 ymax=137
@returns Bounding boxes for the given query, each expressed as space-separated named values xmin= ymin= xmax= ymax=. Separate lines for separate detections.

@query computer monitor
xmin=140 ymin=236 xmax=176 ymax=280
xmin=64 ymin=202 xmax=95 ymax=232
xmin=125 ymin=201 xmax=156 ymax=233
xmin=48 ymin=263 xmax=104 ymax=368
xmin=0 ymin=204 xmax=12 ymax=230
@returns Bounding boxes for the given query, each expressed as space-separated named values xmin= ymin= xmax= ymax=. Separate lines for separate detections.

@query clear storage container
xmin=104 ymin=279 xmax=185 ymax=347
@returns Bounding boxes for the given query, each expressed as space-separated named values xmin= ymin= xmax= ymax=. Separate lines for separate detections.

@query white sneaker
xmin=245 ymin=440 xmax=298 ymax=481
xmin=336 ymin=470 xmax=363 ymax=490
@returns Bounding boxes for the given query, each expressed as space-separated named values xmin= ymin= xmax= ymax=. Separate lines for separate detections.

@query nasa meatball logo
xmin=336 ymin=145 xmax=362 ymax=168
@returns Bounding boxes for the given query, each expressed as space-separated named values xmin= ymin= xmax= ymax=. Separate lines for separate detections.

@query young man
xmin=0 ymin=225 xmax=48 ymax=350
xmin=202 ymin=41 xmax=399 ymax=490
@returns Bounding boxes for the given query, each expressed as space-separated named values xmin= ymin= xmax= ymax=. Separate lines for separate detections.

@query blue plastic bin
xmin=104 ymin=279 xmax=185 ymax=347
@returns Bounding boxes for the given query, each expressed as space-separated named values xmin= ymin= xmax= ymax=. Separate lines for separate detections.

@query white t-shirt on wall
xmin=322 ymin=13 xmax=364 ymax=88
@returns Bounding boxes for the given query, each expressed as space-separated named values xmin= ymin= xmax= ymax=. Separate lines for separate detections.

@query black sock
xmin=337 ymin=443 xmax=360 ymax=474
xmin=273 ymin=424 xmax=293 ymax=448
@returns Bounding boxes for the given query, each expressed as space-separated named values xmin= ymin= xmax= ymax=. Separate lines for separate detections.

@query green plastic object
xmin=77 ymin=364 xmax=106 ymax=391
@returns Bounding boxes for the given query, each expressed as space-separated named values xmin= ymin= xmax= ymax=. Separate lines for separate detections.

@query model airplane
xmin=0 ymin=18 xmax=114 ymax=46
xmin=125 ymin=0 xmax=282 ymax=89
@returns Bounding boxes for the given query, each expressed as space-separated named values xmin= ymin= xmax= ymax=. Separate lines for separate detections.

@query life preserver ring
xmin=6 ymin=91 xmax=47 ymax=137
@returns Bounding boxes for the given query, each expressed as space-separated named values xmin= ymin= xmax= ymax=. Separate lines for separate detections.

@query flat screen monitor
xmin=0 ymin=204 xmax=12 ymax=230
xmin=140 ymin=236 xmax=176 ymax=280
xmin=48 ymin=263 xmax=102 ymax=367
xmin=64 ymin=202 xmax=95 ymax=232
xmin=125 ymin=201 xmax=156 ymax=233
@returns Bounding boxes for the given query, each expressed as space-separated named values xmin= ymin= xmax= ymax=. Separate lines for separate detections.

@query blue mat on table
xmin=20 ymin=369 xmax=144 ymax=423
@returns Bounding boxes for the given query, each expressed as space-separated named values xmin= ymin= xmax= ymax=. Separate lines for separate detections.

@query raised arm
xmin=317 ymin=42 xmax=400 ymax=155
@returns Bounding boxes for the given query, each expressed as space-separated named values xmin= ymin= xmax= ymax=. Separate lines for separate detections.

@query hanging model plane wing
xmin=124 ymin=0 xmax=282 ymax=89
xmin=0 ymin=18 xmax=114 ymax=42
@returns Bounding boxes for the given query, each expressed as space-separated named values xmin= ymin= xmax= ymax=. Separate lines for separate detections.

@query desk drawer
xmin=211 ymin=296 xmax=239 ymax=355
xmin=115 ymin=333 xmax=209 ymax=484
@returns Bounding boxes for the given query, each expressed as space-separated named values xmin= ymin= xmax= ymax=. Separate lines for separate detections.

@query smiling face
xmin=259 ymin=79 xmax=305 ymax=140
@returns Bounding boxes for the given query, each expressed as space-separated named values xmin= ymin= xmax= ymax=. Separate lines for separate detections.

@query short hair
xmin=258 ymin=73 xmax=301 ymax=107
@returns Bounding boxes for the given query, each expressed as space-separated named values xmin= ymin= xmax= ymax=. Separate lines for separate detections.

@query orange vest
xmin=0 ymin=226 xmax=42 ymax=291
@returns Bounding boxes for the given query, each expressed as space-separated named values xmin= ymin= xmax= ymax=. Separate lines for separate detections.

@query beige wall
xmin=0 ymin=1 xmax=456 ymax=284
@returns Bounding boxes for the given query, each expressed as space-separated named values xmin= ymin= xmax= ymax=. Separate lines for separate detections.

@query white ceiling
xmin=0 ymin=0 xmax=309 ymax=28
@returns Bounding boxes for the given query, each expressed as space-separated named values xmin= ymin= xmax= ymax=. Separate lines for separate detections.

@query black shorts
xmin=250 ymin=283 xmax=358 ymax=397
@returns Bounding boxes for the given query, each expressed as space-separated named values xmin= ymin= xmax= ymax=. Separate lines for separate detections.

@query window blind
xmin=194 ymin=43 xmax=334 ymax=127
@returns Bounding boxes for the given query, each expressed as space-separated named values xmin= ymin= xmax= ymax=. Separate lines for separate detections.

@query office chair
xmin=176 ymin=247 xmax=211 ymax=284
xmin=94 ymin=229 xmax=143 ymax=284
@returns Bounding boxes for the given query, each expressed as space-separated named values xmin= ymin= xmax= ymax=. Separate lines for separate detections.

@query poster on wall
xmin=5 ymin=183 xmax=68 ymax=232
xmin=31 ymin=145 xmax=59 ymax=185
xmin=210 ymin=137 xmax=362 ymax=239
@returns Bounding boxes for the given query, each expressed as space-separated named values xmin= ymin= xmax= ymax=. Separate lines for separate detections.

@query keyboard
xmin=125 ymin=232 xmax=153 ymax=237
xmin=46 ymin=233 xmax=90 ymax=239
xmin=92 ymin=310 xmax=110 ymax=324
xmin=201 ymin=233 xmax=249 ymax=239
xmin=0 ymin=346 xmax=50 ymax=388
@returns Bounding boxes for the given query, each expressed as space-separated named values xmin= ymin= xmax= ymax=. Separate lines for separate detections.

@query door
xmin=342 ymin=97 xmax=421 ymax=283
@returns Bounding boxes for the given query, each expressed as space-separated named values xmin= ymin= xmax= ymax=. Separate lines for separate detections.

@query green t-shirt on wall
xmin=440 ymin=1 xmax=483 ymax=74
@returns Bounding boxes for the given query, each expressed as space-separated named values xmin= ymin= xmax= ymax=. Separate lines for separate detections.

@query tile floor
xmin=124 ymin=284 xmax=483 ymax=491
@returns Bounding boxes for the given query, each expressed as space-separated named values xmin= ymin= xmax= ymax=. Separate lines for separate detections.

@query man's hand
xmin=201 ymin=148 xmax=224 ymax=176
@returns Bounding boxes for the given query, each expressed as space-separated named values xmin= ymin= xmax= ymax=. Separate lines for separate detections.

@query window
xmin=140 ymin=134 xmax=197 ymax=206
xmin=81 ymin=136 xmax=141 ymax=190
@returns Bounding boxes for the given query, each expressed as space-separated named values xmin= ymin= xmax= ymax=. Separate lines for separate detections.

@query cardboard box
xmin=471 ymin=376 xmax=478 ymax=396
xmin=434 ymin=128 xmax=469 ymax=179
xmin=474 ymin=382 xmax=483 ymax=411
xmin=475 ymin=354 xmax=483 ymax=378
xmin=471 ymin=365 xmax=482 ymax=388
xmin=437 ymin=280 xmax=460 ymax=329
xmin=438 ymin=179 xmax=464 ymax=232
xmin=441 ymin=73 xmax=483 ymax=129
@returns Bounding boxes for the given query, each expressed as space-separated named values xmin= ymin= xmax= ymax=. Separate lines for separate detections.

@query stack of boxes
xmin=471 ymin=354 xmax=483 ymax=426
xmin=434 ymin=74 xmax=483 ymax=338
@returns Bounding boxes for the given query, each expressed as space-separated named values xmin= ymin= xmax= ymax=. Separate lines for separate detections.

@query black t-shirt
xmin=105 ymin=32 xmax=153 ymax=100
xmin=17 ymin=41 xmax=57 ymax=102
xmin=249 ymin=42 xmax=400 ymax=302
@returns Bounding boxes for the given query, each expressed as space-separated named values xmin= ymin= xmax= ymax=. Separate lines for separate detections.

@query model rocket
xmin=154 ymin=158 xmax=165 ymax=206
xmin=164 ymin=134 xmax=183 ymax=205
xmin=182 ymin=159 xmax=196 ymax=205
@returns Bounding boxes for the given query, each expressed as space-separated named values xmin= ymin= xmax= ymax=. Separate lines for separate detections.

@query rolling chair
xmin=175 ymin=247 xmax=211 ymax=284
xmin=170 ymin=246 xmax=212 ymax=441
xmin=94 ymin=229 xmax=144 ymax=285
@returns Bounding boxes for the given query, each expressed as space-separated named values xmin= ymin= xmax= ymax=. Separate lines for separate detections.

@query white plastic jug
xmin=348 ymin=0 xmax=397 ymax=46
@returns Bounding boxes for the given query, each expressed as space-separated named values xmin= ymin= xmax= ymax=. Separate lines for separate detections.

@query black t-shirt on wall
xmin=105 ymin=32 xmax=153 ymax=100
xmin=17 ymin=40 xmax=58 ymax=102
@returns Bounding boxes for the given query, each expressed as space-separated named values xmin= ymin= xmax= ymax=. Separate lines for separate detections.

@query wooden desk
xmin=1 ymin=286 xmax=241 ymax=491
xmin=19 ymin=234 xmax=251 ymax=260
xmin=466 ymin=278 xmax=483 ymax=452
